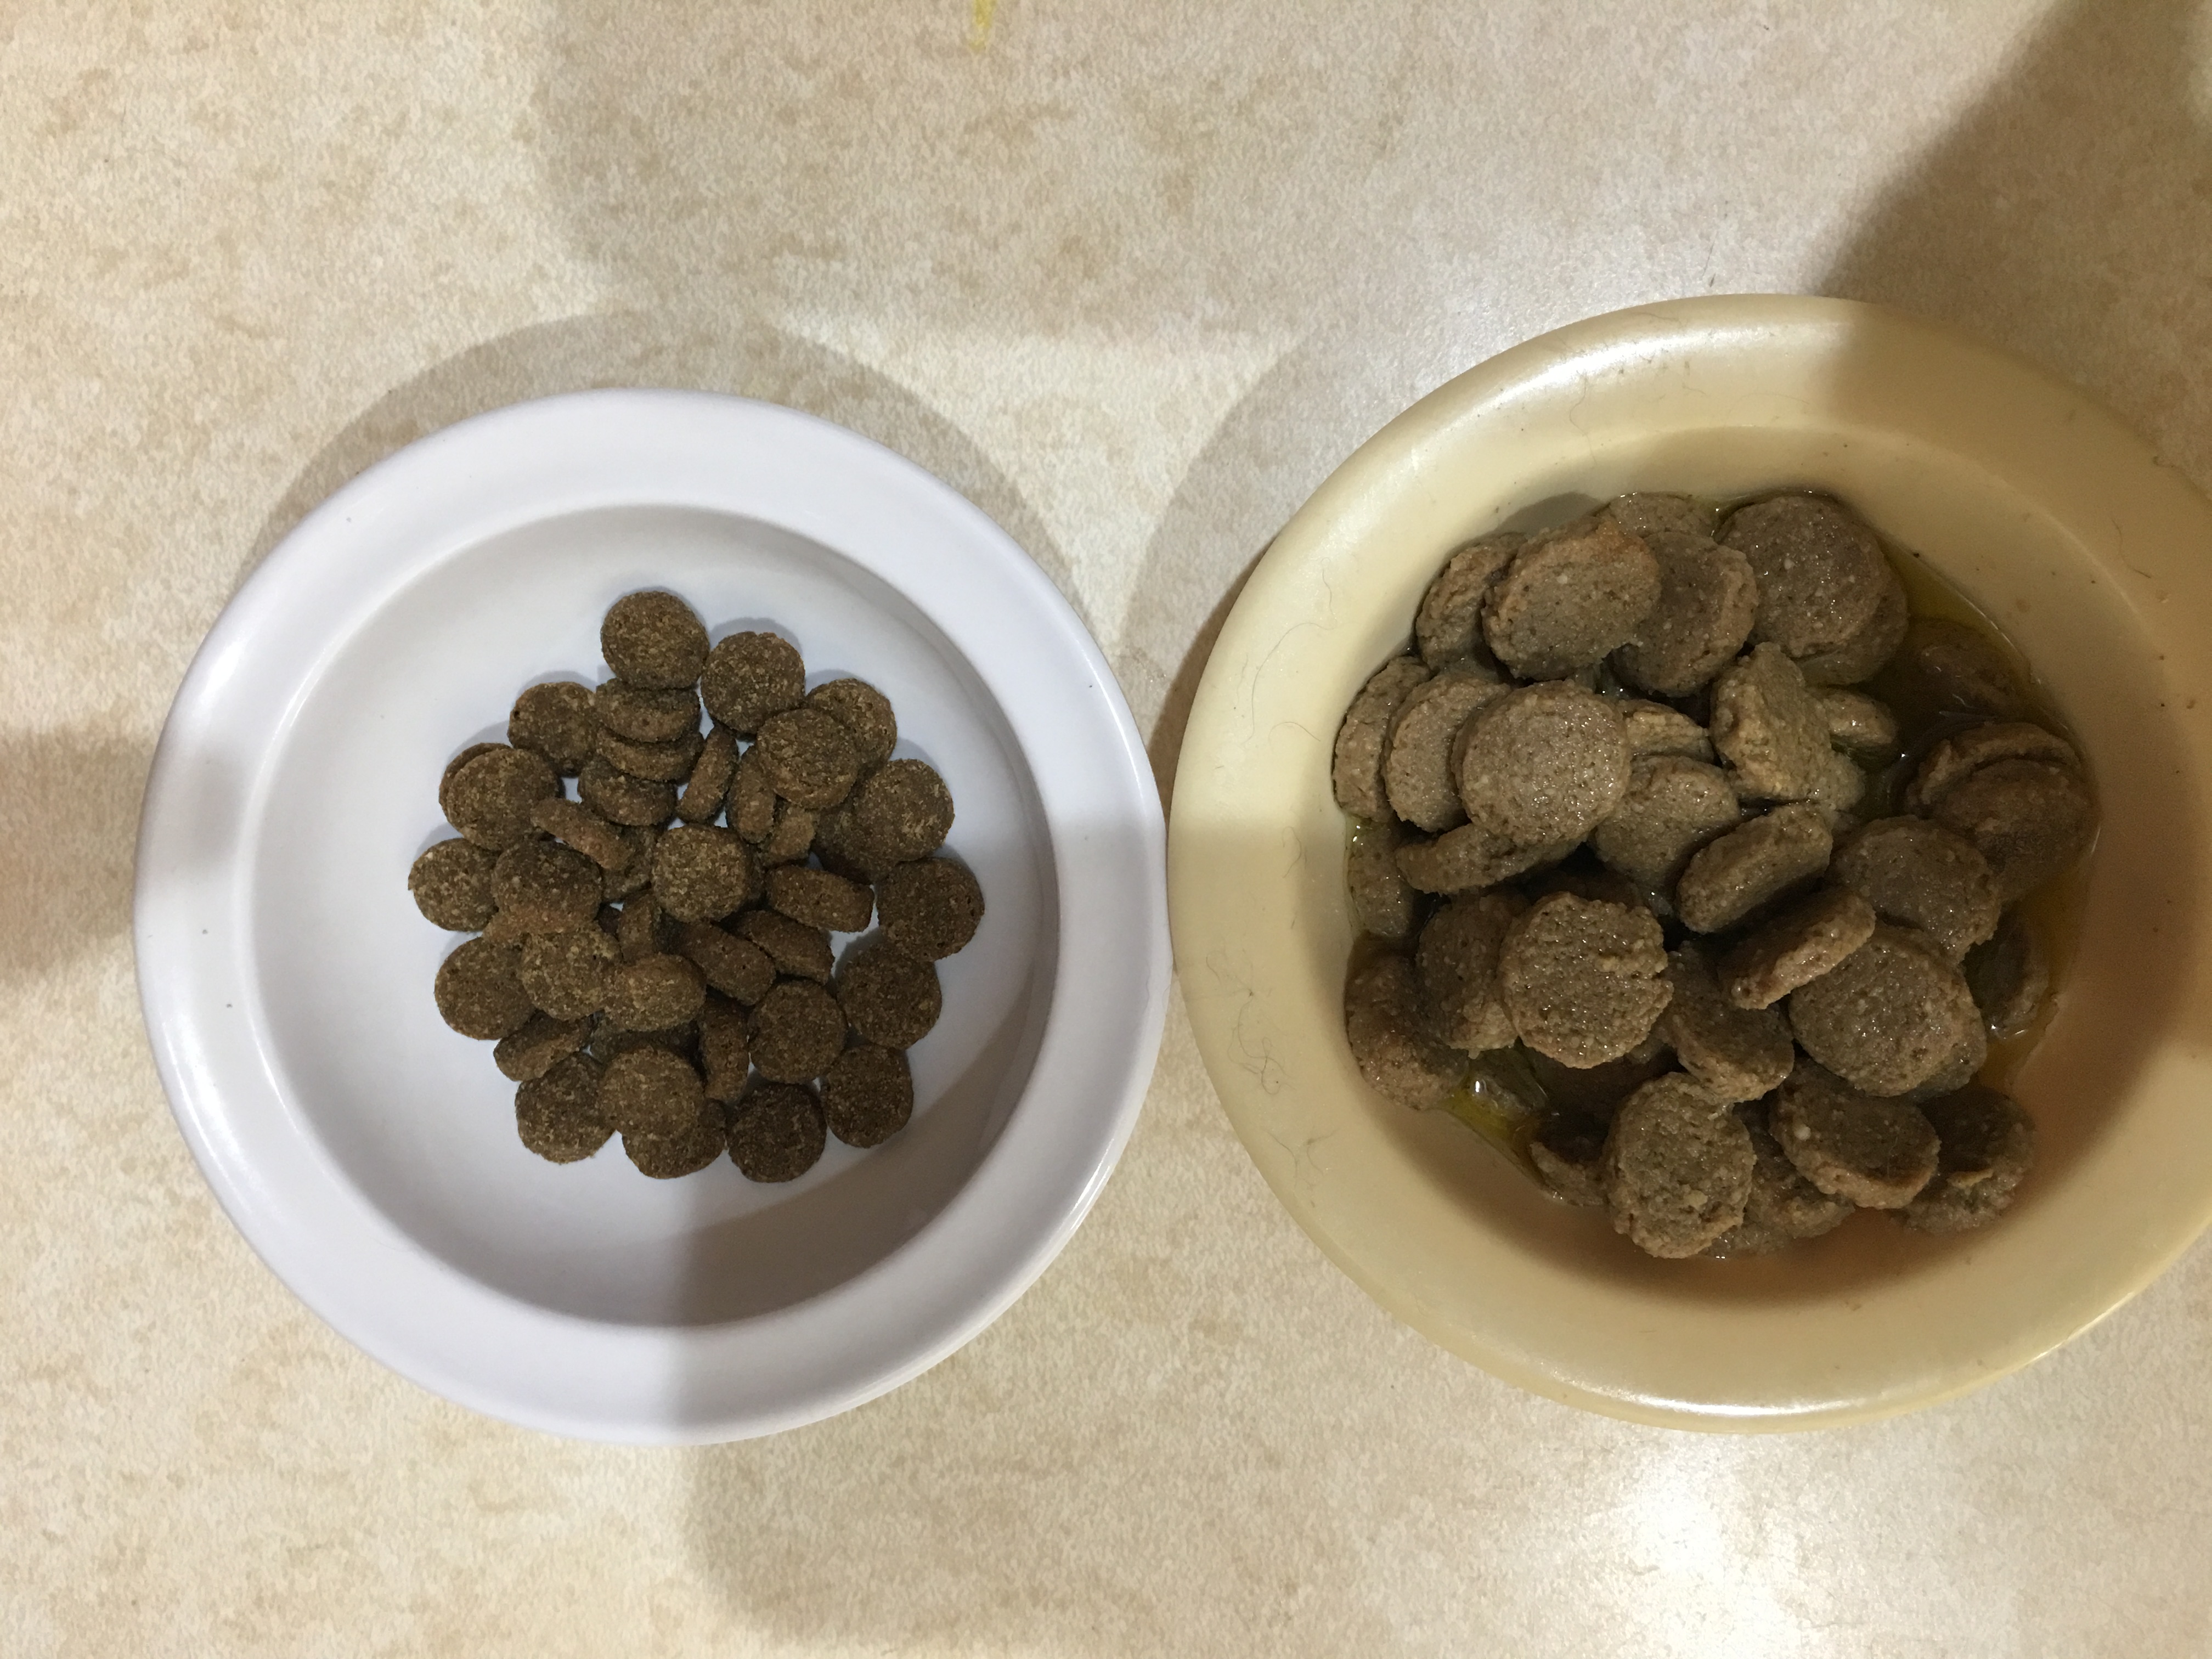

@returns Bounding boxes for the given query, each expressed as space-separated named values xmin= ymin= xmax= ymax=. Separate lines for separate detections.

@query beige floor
xmin=7 ymin=2 xmax=2212 ymax=1654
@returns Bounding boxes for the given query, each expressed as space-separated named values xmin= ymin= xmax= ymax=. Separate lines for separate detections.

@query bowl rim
xmin=1169 ymin=294 xmax=2212 ymax=1431
xmin=135 ymin=388 xmax=1170 ymax=1443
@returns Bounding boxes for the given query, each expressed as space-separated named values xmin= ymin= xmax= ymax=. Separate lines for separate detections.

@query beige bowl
xmin=1169 ymin=295 xmax=2212 ymax=1430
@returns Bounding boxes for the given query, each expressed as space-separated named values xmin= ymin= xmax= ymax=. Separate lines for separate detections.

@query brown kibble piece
xmin=1814 ymin=687 xmax=1901 ymax=763
xmin=1709 ymin=642 xmax=1833 ymax=802
xmin=1887 ymin=618 xmax=2029 ymax=721
xmin=1674 ymin=802 xmax=1832 ymax=934
xmin=1721 ymin=494 xmax=1891 ymax=661
xmin=509 ymin=681 xmax=597 ymax=775
xmin=434 ymin=937 xmax=535 ymax=1040
xmin=1528 ymin=1110 xmax=1609 ymax=1206
xmin=726 ymin=746 xmax=780 ymax=843
xmin=821 ymin=1045 xmax=914 ymax=1147
xmin=1499 ymin=892 xmax=1671 ymax=1068
xmin=1619 ymin=700 xmax=1716 ymax=763
xmin=769 ymin=868 xmax=872 ymax=949
xmin=1589 ymin=756 xmax=1740 ymax=890
xmin=444 ymin=746 xmax=560 ymax=850
xmin=740 ymin=909 xmax=833 ymax=981
xmin=493 ymin=1012 xmax=592 ymax=1082
xmin=602 ymin=825 xmax=658 ymax=901
xmin=1963 ymin=912 xmax=2050 ymax=1040
xmin=1348 ymin=819 xmax=1422 ymax=940
xmin=592 ymin=1020 xmax=699 ymax=1069
xmin=1931 ymin=759 xmax=2096 ymax=903
xmin=675 ymin=725 xmax=740 ymax=824
xmin=623 ymin=1097 xmax=728 ymax=1180
xmin=603 ymin=952 xmax=707 ymax=1032
xmin=1482 ymin=516 xmax=1662 ymax=679
xmin=1343 ymin=953 xmax=1466 ymax=1110
xmin=726 ymin=1082 xmax=828 ymax=1182
xmin=700 ymin=630 xmax=805 ymax=735
xmin=1719 ymin=887 xmax=1877 ymax=1011
xmin=409 ymin=838 xmax=498 ymax=930
xmin=1788 ymin=924 xmax=1984 ymax=1097
xmin=1455 ymin=680 xmax=1630 ymax=848
xmin=1708 ymin=1104 xmax=1853 ymax=1255
xmin=1414 ymin=534 xmax=1519 ymax=670
xmin=1333 ymin=657 xmax=1431 ymax=819
xmin=1383 ymin=664 xmax=1506 ymax=832
xmin=1610 ymin=531 xmax=1759 ymax=697
xmin=750 ymin=979 xmax=849 ymax=1082
xmin=1903 ymin=721 xmax=2082 ymax=815
xmin=1608 ymin=493 xmax=1717 ymax=544
xmin=1796 ymin=576 xmax=1908 ymax=686
xmin=1900 ymin=1085 xmax=2035 ymax=1233
xmin=519 ymin=926 xmax=619 ymax=1020
xmin=1524 ymin=1032 xmax=1670 ymax=1120
xmin=595 ymin=724 xmax=704 ymax=784
xmin=850 ymin=759 xmax=954 ymax=865
xmin=759 ymin=803 xmax=815 ymax=865
xmin=837 ymin=940 xmax=942 ymax=1049
xmin=1415 ymin=890 xmax=1526 ymax=1055
xmin=1831 ymin=817 xmax=2000 ymax=960
xmin=676 ymin=921 xmax=777 ymax=1005
xmin=490 ymin=839 xmax=603 ymax=935
xmin=1658 ymin=944 xmax=1795 ymax=1103
xmin=754 ymin=707 xmax=861 ymax=810
xmin=515 ymin=1054 xmax=610 ymax=1164
xmin=439 ymin=742 xmax=502 ymax=811
xmin=614 ymin=890 xmax=673 ymax=963
xmin=601 ymin=591 xmax=708 ymax=691
xmin=529 ymin=797 xmax=629 ymax=870
xmin=578 ymin=757 xmax=676 ymax=827
xmin=805 ymin=678 xmax=899 ymax=769
xmin=650 ymin=824 xmax=760 ymax=923
xmin=598 ymin=1046 xmax=707 ymax=1138
xmin=592 ymin=679 xmax=700 ymax=744
xmin=697 ymin=997 xmax=752 ymax=1102
xmin=1770 ymin=1059 xmax=1939 ymax=1209
xmin=874 ymin=859 xmax=984 ymax=959
xmin=1601 ymin=1074 xmax=1754 ymax=1259
xmin=1395 ymin=823 xmax=1562 ymax=896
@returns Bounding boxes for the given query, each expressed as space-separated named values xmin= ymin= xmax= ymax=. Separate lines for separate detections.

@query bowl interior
xmin=1171 ymin=298 xmax=2212 ymax=1427
xmin=253 ymin=504 xmax=1055 ymax=1327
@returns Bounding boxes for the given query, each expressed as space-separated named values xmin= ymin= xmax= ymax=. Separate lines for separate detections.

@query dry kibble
xmin=806 ymin=678 xmax=899 ymax=769
xmin=875 ymin=859 xmax=984 ymax=960
xmin=439 ymin=742 xmax=503 ymax=810
xmin=509 ymin=681 xmax=598 ymax=775
xmin=490 ymin=839 xmax=604 ymax=935
xmin=822 ymin=1045 xmax=914 ymax=1147
xmin=515 ymin=1055 xmax=611 ymax=1164
xmin=700 ymin=630 xmax=805 ymax=735
xmin=595 ymin=724 xmax=704 ymax=783
xmin=652 ymin=825 xmax=761 ymax=922
xmin=444 ymin=746 xmax=560 ymax=850
xmin=598 ymin=1046 xmax=707 ymax=1138
xmin=519 ymin=926 xmax=619 ymax=1020
xmin=768 ymin=864 xmax=875 ymax=934
xmin=602 ymin=824 xmax=658 ymax=901
xmin=697 ymin=997 xmax=752 ymax=1103
xmin=601 ymin=591 xmax=708 ymax=690
xmin=493 ymin=1012 xmax=591 ymax=1082
xmin=726 ymin=1082 xmax=828 ymax=1182
xmin=614 ymin=891 xmax=675 ymax=962
xmin=623 ymin=1098 xmax=729 ymax=1180
xmin=754 ymin=708 xmax=862 ymax=810
xmin=761 ymin=803 xmax=819 ymax=865
xmin=435 ymin=936 xmax=535 ymax=1039
xmin=676 ymin=920 xmax=778 ymax=1004
xmin=676 ymin=725 xmax=739 ymax=824
xmin=751 ymin=980 xmax=849 ymax=1082
xmin=603 ymin=952 xmax=707 ymax=1032
xmin=740 ymin=909 xmax=834 ymax=981
xmin=409 ymin=838 xmax=498 ymax=930
xmin=837 ymin=939 xmax=943 ymax=1049
xmin=726 ymin=745 xmax=780 ymax=843
xmin=578 ymin=757 xmax=676 ymax=827
xmin=850 ymin=759 xmax=954 ymax=865
xmin=592 ymin=679 xmax=701 ymax=744
xmin=529 ymin=797 xmax=630 ymax=870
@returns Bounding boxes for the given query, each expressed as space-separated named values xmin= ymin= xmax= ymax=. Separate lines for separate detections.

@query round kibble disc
xmin=750 ymin=979 xmax=849 ymax=1082
xmin=434 ymin=936 xmax=535 ymax=1040
xmin=598 ymin=1046 xmax=707 ymax=1138
xmin=805 ymin=678 xmax=898 ymax=768
xmin=592 ymin=678 xmax=701 ymax=744
xmin=726 ymin=1082 xmax=828 ymax=1182
xmin=754 ymin=708 xmax=861 ymax=810
xmin=409 ymin=838 xmax=498 ymax=930
xmin=515 ymin=1054 xmax=610 ymax=1163
xmin=850 ymin=759 xmax=953 ymax=865
xmin=875 ymin=858 xmax=984 ymax=960
xmin=699 ymin=631 xmax=805 ymax=735
xmin=837 ymin=940 xmax=942 ymax=1049
xmin=652 ymin=825 xmax=761 ymax=922
xmin=821 ymin=1045 xmax=914 ymax=1147
xmin=508 ymin=681 xmax=597 ymax=775
xmin=601 ymin=591 xmax=709 ymax=690
xmin=445 ymin=746 xmax=560 ymax=850
xmin=490 ymin=839 xmax=604 ymax=934
xmin=603 ymin=953 xmax=707 ymax=1032
xmin=518 ymin=925 xmax=619 ymax=1020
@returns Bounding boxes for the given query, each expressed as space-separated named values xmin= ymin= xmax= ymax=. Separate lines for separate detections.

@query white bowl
xmin=136 ymin=391 xmax=1169 ymax=1443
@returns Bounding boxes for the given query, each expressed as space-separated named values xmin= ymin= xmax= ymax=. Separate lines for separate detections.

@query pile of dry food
xmin=1334 ymin=493 xmax=2094 ymax=1258
xmin=409 ymin=591 xmax=983 ymax=1181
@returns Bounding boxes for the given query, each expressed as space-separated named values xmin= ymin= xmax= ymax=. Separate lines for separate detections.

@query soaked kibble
xmin=700 ymin=630 xmax=805 ymax=735
xmin=837 ymin=939 xmax=943 ymax=1050
xmin=515 ymin=1054 xmax=611 ymax=1163
xmin=874 ymin=859 xmax=984 ymax=960
xmin=726 ymin=1082 xmax=828 ymax=1182
xmin=409 ymin=838 xmax=498 ymax=930
xmin=509 ymin=681 xmax=598 ymax=775
xmin=601 ymin=591 xmax=708 ymax=690
xmin=822 ymin=1045 xmax=914 ymax=1147
xmin=592 ymin=679 xmax=700 ymax=744
xmin=445 ymin=746 xmax=560 ymax=850
xmin=652 ymin=825 xmax=760 ymax=922
xmin=767 ymin=865 xmax=874 ymax=934
xmin=738 ymin=909 xmax=834 ymax=982
xmin=750 ymin=979 xmax=849 ymax=1082
xmin=806 ymin=678 xmax=899 ymax=769
xmin=435 ymin=937 xmax=535 ymax=1039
